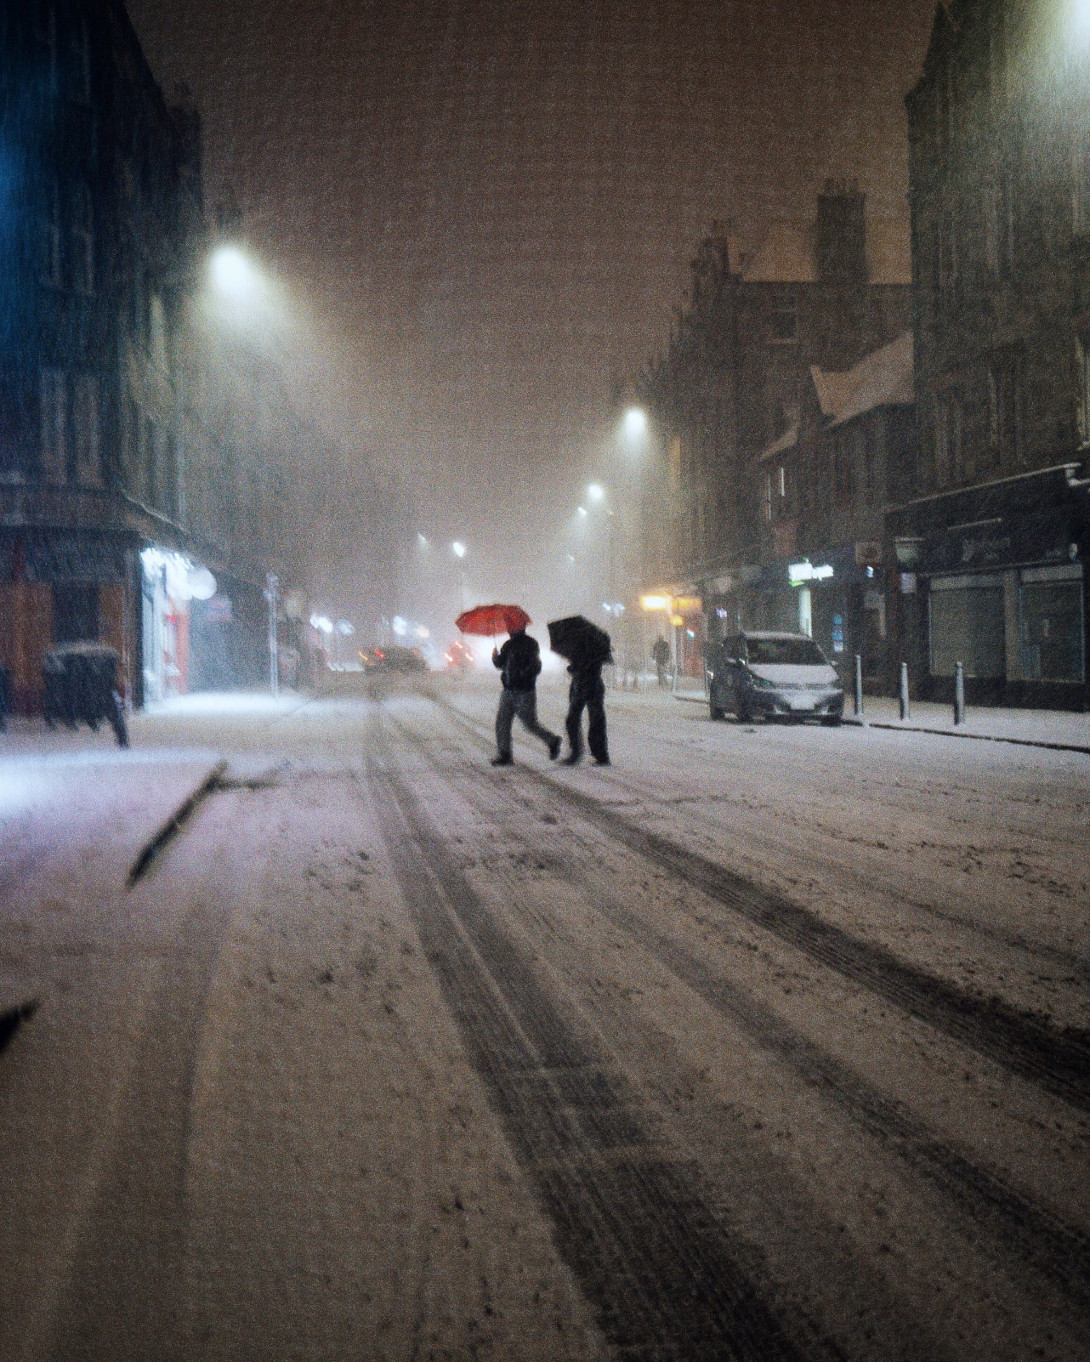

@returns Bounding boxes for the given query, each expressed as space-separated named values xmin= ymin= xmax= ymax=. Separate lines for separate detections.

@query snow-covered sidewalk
xmin=661 ymin=679 xmax=1090 ymax=753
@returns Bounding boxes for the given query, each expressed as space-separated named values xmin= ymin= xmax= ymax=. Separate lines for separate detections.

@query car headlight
xmin=751 ymin=675 xmax=776 ymax=689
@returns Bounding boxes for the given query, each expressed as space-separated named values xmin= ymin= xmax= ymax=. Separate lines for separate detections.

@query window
xmin=833 ymin=434 xmax=855 ymax=504
xmin=929 ymin=575 xmax=1005 ymax=678
xmin=40 ymin=178 xmax=61 ymax=286
xmin=73 ymin=375 xmax=101 ymax=486
xmin=1073 ymin=133 xmax=1090 ymax=238
xmin=938 ymin=208 xmax=958 ymax=301
xmin=35 ymin=4 xmax=57 ymax=91
xmin=71 ymin=182 xmax=94 ymax=293
xmin=149 ymin=294 xmax=167 ymax=369
xmin=39 ymin=367 xmax=67 ymax=484
xmin=991 ymin=355 xmax=1022 ymax=465
xmin=1079 ymin=334 xmax=1090 ymax=447
xmin=1020 ymin=568 xmax=1085 ymax=682
xmin=70 ymin=16 xmax=92 ymax=104
xmin=934 ymin=388 xmax=962 ymax=485
xmin=771 ymin=293 xmax=798 ymax=343
xmin=861 ymin=425 xmax=878 ymax=494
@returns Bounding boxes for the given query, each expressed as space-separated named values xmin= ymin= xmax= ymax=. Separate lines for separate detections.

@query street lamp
xmin=622 ymin=406 xmax=647 ymax=442
xmin=451 ymin=541 xmax=468 ymax=612
xmin=209 ymin=245 xmax=260 ymax=304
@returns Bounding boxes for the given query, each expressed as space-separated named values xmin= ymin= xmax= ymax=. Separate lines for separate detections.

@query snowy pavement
xmin=1 ymin=676 xmax=1088 ymax=1360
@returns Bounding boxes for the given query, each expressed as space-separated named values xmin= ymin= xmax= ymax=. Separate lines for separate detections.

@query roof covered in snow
xmin=812 ymin=330 xmax=914 ymax=428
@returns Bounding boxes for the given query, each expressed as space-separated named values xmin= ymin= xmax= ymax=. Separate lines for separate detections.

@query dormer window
xmin=771 ymin=294 xmax=798 ymax=343
xmin=72 ymin=182 xmax=94 ymax=293
xmin=40 ymin=179 xmax=61 ymax=286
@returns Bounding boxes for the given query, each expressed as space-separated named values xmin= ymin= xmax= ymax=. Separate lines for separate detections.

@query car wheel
xmin=736 ymin=696 xmax=754 ymax=724
xmin=710 ymin=702 xmax=724 ymax=720
xmin=821 ymin=714 xmax=842 ymax=727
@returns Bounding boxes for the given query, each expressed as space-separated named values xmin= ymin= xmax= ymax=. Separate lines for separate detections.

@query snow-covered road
xmin=1 ymin=676 xmax=1087 ymax=1360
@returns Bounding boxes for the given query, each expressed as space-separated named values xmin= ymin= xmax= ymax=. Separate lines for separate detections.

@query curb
xmin=844 ymin=716 xmax=1090 ymax=756
xmin=673 ymin=692 xmax=1090 ymax=755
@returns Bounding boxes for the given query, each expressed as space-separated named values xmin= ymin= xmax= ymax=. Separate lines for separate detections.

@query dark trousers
xmin=565 ymin=671 xmax=608 ymax=760
xmin=496 ymin=687 xmax=557 ymax=758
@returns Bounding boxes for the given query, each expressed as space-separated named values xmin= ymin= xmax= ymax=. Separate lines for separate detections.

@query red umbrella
xmin=455 ymin=603 xmax=532 ymax=636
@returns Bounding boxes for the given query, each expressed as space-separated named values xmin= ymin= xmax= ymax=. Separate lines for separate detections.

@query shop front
xmin=0 ymin=529 xmax=138 ymax=714
xmin=722 ymin=546 xmax=888 ymax=682
xmin=888 ymin=465 xmax=1089 ymax=709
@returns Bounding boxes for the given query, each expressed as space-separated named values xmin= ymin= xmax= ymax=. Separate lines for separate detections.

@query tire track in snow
xmin=431 ymin=696 xmax=1090 ymax=1114
xmin=390 ymin=709 xmax=1090 ymax=1316
xmin=367 ymin=727 xmax=833 ymax=1362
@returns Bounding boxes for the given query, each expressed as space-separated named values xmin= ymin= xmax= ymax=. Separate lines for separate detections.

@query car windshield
xmin=747 ymin=638 xmax=828 ymax=666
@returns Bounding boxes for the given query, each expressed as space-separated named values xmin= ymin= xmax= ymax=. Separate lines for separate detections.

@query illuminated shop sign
xmin=788 ymin=560 xmax=834 ymax=586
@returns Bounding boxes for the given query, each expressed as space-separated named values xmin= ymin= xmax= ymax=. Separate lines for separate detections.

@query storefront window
xmin=1019 ymin=572 xmax=1085 ymax=682
xmin=929 ymin=576 xmax=1005 ymax=677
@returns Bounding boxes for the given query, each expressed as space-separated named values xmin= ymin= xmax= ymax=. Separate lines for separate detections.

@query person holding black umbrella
xmin=547 ymin=615 xmax=612 ymax=766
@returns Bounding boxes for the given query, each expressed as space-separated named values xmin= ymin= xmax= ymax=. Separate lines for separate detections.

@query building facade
xmin=0 ymin=1 xmax=400 ymax=715
xmin=900 ymin=0 xmax=1090 ymax=708
xmin=638 ymin=185 xmax=912 ymax=665
xmin=0 ymin=0 xmax=211 ymax=711
xmin=760 ymin=331 xmax=917 ymax=687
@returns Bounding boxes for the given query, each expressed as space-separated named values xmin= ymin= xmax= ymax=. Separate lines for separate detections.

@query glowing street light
xmin=623 ymin=406 xmax=647 ymax=441
xmin=451 ymin=540 xmax=467 ymax=558
xmin=209 ymin=245 xmax=260 ymax=303
xmin=587 ymin=483 xmax=605 ymax=504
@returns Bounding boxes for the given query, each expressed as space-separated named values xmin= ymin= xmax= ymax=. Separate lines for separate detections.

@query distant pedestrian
xmin=652 ymin=634 xmax=670 ymax=688
xmin=491 ymin=627 xmax=562 ymax=766
xmin=563 ymin=653 xmax=610 ymax=765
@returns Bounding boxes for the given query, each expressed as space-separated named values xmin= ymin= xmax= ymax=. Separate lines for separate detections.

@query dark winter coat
xmin=493 ymin=631 xmax=542 ymax=692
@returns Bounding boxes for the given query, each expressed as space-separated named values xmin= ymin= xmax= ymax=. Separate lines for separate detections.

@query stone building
xmin=638 ymin=184 xmax=911 ymax=665
xmin=0 ymin=2 xmax=397 ymax=715
xmin=0 ymin=0 xmax=212 ymax=711
xmin=897 ymin=0 xmax=1090 ymax=708
xmin=759 ymin=330 xmax=917 ymax=687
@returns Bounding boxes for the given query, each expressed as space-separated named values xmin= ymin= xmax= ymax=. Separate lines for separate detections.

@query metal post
xmin=899 ymin=661 xmax=910 ymax=721
xmin=853 ymin=653 xmax=864 ymax=717
xmin=266 ymin=572 xmax=279 ymax=697
xmin=954 ymin=660 xmax=965 ymax=726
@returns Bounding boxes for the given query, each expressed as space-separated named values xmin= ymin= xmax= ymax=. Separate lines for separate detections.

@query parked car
xmin=707 ymin=631 xmax=844 ymax=725
xmin=360 ymin=645 xmax=429 ymax=674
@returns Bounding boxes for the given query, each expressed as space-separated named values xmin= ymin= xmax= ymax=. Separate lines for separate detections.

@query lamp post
xmin=265 ymin=572 xmax=279 ymax=696
xmin=451 ymin=541 xmax=467 ymax=613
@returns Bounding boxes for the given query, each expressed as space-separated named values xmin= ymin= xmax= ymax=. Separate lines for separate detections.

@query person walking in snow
xmin=491 ymin=627 xmax=562 ymax=766
xmin=652 ymin=634 xmax=671 ymax=688
xmin=563 ymin=653 xmax=610 ymax=766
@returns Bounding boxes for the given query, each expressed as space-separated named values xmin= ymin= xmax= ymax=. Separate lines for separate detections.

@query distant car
xmin=444 ymin=639 xmax=475 ymax=671
xmin=360 ymin=644 xmax=428 ymax=674
xmin=707 ymin=631 xmax=844 ymax=725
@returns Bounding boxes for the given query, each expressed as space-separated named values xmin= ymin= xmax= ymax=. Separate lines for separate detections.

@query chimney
xmin=816 ymin=179 xmax=868 ymax=286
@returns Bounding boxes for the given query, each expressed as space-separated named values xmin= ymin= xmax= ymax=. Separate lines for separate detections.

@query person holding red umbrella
xmin=490 ymin=624 xmax=561 ymax=767
xmin=454 ymin=604 xmax=562 ymax=767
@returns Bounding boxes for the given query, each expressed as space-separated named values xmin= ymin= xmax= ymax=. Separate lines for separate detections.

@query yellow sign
xmin=640 ymin=594 xmax=671 ymax=611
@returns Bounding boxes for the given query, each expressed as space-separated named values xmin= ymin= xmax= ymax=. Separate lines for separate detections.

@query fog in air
xmin=126 ymin=0 xmax=933 ymax=636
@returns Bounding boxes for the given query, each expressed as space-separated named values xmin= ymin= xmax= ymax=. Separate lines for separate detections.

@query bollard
xmin=853 ymin=654 xmax=864 ymax=717
xmin=899 ymin=662 xmax=910 ymax=721
xmin=954 ymin=660 xmax=965 ymax=726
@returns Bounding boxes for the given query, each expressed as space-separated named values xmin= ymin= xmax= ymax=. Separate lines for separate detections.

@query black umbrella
xmin=547 ymin=615 xmax=613 ymax=666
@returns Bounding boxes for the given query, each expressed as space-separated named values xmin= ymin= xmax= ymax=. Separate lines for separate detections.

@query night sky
xmin=126 ymin=0 xmax=936 ymax=612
